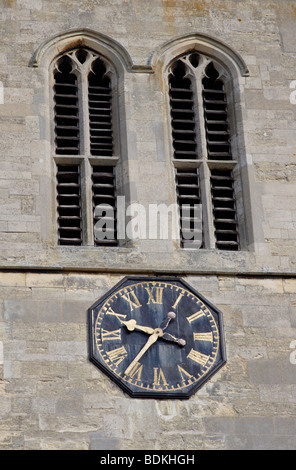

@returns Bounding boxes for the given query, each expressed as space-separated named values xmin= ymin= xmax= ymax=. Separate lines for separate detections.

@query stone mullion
xmin=80 ymin=66 xmax=94 ymax=245
xmin=193 ymin=61 xmax=216 ymax=249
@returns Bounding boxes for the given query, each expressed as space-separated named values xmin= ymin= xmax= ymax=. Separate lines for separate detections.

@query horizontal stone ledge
xmin=0 ymin=264 xmax=295 ymax=279
xmin=0 ymin=246 xmax=295 ymax=277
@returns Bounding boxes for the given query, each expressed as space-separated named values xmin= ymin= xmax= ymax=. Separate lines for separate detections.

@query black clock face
xmin=88 ymin=277 xmax=226 ymax=398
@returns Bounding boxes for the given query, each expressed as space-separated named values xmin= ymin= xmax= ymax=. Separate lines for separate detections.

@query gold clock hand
xmin=124 ymin=330 xmax=162 ymax=376
xmin=122 ymin=319 xmax=155 ymax=335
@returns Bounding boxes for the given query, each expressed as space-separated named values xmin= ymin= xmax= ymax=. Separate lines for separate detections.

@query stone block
xmin=203 ymin=417 xmax=235 ymax=435
xmin=4 ymin=300 xmax=39 ymax=322
xmin=26 ymin=273 xmax=65 ymax=288
xmin=283 ymin=279 xmax=296 ymax=293
xmin=0 ymin=396 xmax=11 ymax=416
xmin=89 ymin=432 xmax=119 ymax=450
xmin=0 ymin=273 xmax=26 ymax=287
xmin=48 ymin=341 xmax=86 ymax=361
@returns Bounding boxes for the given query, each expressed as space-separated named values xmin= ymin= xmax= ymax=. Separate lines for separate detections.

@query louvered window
xmin=54 ymin=56 xmax=80 ymax=155
xmin=175 ymin=168 xmax=203 ymax=248
xmin=203 ymin=64 xmax=232 ymax=161
xmin=53 ymin=48 xmax=118 ymax=247
xmin=88 ymin=59 xmax=113 ymax=157
xmin=92 ymin=166 xmax=117 ymax=246
xmin=169 ymin=60 xmax=197 ymax=160
xmin=210 ymin=169 xmax=239 ymax=250
xmin=168 ymin=52 xmax=240 ymax=251
xmin=56 ymin=164 xmax=82 ymax=245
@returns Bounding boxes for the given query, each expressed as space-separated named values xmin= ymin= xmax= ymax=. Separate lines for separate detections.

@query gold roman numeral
xmin=145 ymin=286 xmax=163 ymax=305
xmin=101 ymin=328 xmax=122 ymax=341
xmin=187 ymin=348 xmax=209 ymax=366
xmin=193 ymin=332 xmax=213 ymax=342
xmin=171 ymin=292 xmax=184 ymax=309
xmin=153 ymin=367 xmax=168 ymax=386
xmin=106 ymin=307 xmax=127 ymax=322
xmin=186 ymin=309 xmax=205 ymax=324
xmin=125 ymin=362 xmax=143 ymax=381
xmin=121 ymin=291 xmax=142 ymax=311
xmin=177 ymin=365 xmax=194 ymax=383
xmin=106 ymin=346 xmax=128 ymax=366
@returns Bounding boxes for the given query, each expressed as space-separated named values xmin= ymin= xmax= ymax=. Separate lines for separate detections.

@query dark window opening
xmin=54 ymin=56 xmax=79 ymax=155
xmin=210 ymin=169 xmax=239 ymax=250
xmin=56 ymin=164 xmax=82 ymax=245
xmin=92 ymin=166 xmax=118 ymax=246
xmin=202 ymin=63 xmax=232 ymax=161
xmin=169 ymin=53 xmax=241 ymax=251
xmin=53 ymin=48 xmax=119 ymax=248
xmin=176 ymin=168 xmax=203 ymax=248
xmin=169 ymin=61 xmax=197 ymax=160
xmin=88 ymin=58 xmax=113 ymax=157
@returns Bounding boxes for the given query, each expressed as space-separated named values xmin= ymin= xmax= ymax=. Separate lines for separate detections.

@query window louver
xmin=169 ymin=61 xmax=197 ymax=160
xmin=88 ymin=59 xmax=113 ymax=157
xmin=92 ymin=166 xmax=118 ymax=246
xmin=176 ymin=168 xmax=203 ymax=248
xmin=210 ymin=169 xmax=239 ymax=250
xmin=56 ymin=164 xmax=82 ymax=245
xmin=202 ymin=63 xmax=232 ymax=161
xmin=54 ymin=57 xmax=79 ymax=155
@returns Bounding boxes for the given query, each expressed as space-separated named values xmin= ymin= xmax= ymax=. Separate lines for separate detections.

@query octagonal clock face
xmin=88 ymin=277 xmax=226 ymax=398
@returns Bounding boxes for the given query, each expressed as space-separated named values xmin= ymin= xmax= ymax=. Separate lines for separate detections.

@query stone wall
xmin=0 ymin=272 xmax=295 ymax=449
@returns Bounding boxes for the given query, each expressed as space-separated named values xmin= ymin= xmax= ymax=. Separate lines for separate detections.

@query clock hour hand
xmin=162 ymin=332 xmax=186 ymax=347
xmin=124 ymin=330 xmax=161 ymax=376
xmin=122 ymin=319 xmax=155 ymax=335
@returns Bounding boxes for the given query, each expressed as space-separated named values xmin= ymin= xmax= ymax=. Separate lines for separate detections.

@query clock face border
xmin=88 ymin=276 xmax=227 ymax=399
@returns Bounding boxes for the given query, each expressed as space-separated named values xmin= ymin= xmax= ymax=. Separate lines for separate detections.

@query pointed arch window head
xmin=52 ymin=47 xmax=119 ymax=247
xmin=169 ymin=58 xmax=197 ymax=160
xmin=53 ymin=48 xmax=114 ymax=158
xmin=168 ymin=51 xmax=240 ymax=251
xmin=202 ymin=62 xmax=232 ymax=162
xmin=88 ymin=57 xmax=113 ymax=157
xmin=54 ymin=55 xmax=80 ymax=155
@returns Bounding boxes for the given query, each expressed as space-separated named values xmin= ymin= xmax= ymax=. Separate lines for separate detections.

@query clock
xmin=88 ymin=277 xmax=226 ymax=398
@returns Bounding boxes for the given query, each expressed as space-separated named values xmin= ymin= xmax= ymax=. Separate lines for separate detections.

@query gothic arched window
xmin=168 ymin=51 xmax=241 ymax=250
xmin=53 ymin=48 xmax=118 ymax=247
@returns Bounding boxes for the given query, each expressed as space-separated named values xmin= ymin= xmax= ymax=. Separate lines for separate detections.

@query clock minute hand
xmin=122 ymin=319 xmax=155 ymax=335
xmin=160 ymin=311 xmax=176 ymax=331
xmin=124 ymin=330 xmax=161 ymax=376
